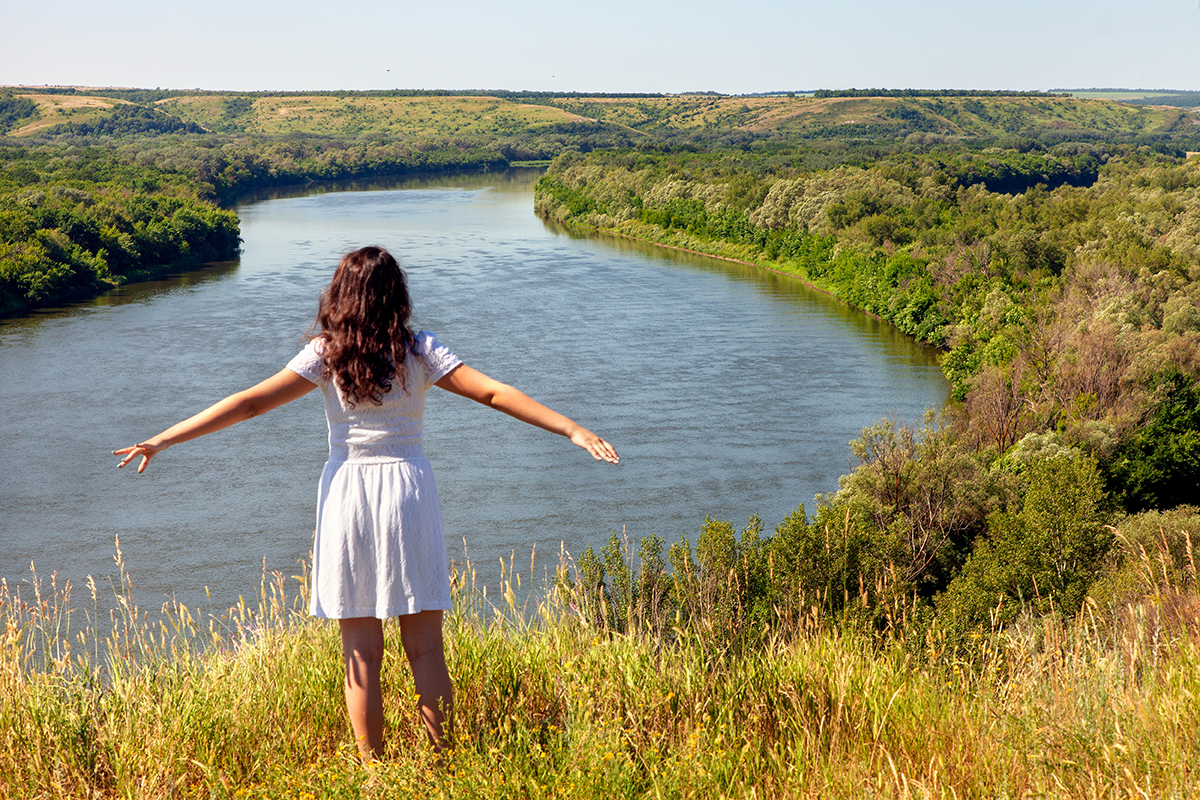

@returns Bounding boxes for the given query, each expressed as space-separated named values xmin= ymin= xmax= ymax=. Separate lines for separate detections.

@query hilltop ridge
xmin=3 ymin=87 xmax=1197 ymax=144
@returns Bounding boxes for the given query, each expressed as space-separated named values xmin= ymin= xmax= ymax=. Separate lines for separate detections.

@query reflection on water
xmin=555 ymin=222 xmax=942 ymax=373
xmin=236 ymin=168 xmax=547 ymax=206
xmin=92 ymin=261 xmax=243 ymax=307
xmin=0 ymin=260 xmax=243 ymax=338
xmin=0 ymin=169 xmax=948 ymax=615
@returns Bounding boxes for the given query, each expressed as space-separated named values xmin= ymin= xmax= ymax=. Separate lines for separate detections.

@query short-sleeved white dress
xmin=286 ymin=331 xmax=462 ymax=619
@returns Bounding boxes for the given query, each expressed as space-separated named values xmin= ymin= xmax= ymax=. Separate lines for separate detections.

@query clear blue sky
xmin=4 ymin=0 xmax=1199 ymax=93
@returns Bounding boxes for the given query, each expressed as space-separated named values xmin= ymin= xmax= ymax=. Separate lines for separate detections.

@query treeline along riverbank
xmin=0 ymin=127 xmax=635 ymax=316
xmin=5 ymin=87 xmax=1200 ymax=317
xmin=0 ymin=145 xmax=242 ymax=316
xmin=0 ymin=137 xmax=534 ymax=316
xmin=536 ymin=139 xmax=1200 ymax=650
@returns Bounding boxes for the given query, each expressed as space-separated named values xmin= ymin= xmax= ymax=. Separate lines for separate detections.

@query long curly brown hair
xmin=316 ymin=246 xmax=416 ymax=407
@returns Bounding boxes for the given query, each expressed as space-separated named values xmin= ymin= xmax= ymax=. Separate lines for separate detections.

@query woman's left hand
xmin=437 ymin=364 xmax=619 ymax=464
xmin=570 ymin=428 xmax=620 ymax=464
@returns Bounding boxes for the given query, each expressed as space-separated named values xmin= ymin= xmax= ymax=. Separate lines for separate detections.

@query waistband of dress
xmin=326 ymin=443 xmax=427 ymax=464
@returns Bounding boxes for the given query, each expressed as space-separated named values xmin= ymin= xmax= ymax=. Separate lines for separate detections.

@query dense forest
xmin=4 ymin=87 xmax=1198 ymax=317
xmin=0 ymin=145 xmax=240 ymax=315
xmin=536 ymin=139 xmax=1200 ymax=651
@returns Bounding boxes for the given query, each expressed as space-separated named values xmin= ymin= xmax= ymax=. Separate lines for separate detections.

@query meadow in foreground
xmin=3 ymin=528 xmax=1198 ymax=800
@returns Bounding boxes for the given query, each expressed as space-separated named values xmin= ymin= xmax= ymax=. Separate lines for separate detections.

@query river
xmin=0 ymin=169 xmax=948 ymax=614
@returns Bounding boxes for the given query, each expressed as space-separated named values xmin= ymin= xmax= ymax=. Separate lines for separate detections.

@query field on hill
xmin=1065 ymin=89 xmax=1200 ymax=109
xmin=537 ymin=93 xmax=1193 ymax=139
xmin=154 ymin=94 xmax=596 ymax=137
xmin=4 ymin=89 xmax=1197 ymax=142
xmin=6 ymin=92 xmax=129 ymax=135
xmin=1068 ymin=90 xmax=1186 ymax=101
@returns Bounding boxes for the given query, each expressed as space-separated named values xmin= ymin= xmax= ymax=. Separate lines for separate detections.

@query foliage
xmin=1104 ymin=371 xmax=1200 ymax=512
xmin=533 ymin=137 xmax=1200 ymax=656
xmin=1 ymin=119 xmax=638 ymax=314
xmin=935 ymin=452 xmax=1113 ymax=638
xmin=940 ymin=148 xmax=1100 ymax=194
xmin=6 ymin=541 xmax=1200 ymax=799
xmin=1088 ymin=504 xmax=1200 ymax=610
xmin=0 ymin=146 xmax=240 ymax=315
xmin=43 ymin=103 xmax=207 ymax=138
xmin=836 ymin=418 xmax=999 ymax=593
xmin=0 ymin=92 xmax=38 ymax=133
xmin=535 ymin=143 xmax=1200 ymax=517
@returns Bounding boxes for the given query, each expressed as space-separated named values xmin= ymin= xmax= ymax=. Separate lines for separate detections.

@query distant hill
xmin=154 ymin=93 xmax=595 ymax=137
xmin=3 ymin=88 xmax=1197 ymax=146
xmin=1057 ymin=89 xmax=1200 ymax=109
xmin=525 ymin=93 xmax=1193 ymax=142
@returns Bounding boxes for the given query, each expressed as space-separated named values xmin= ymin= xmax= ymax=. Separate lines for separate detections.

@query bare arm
xmin=435 ymin=364 xmax=619 ymax=464
xmin=113 ymin=368 xmax=318 ymax=473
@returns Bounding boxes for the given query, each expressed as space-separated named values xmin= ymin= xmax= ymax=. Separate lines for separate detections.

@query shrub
xmin=835 ymin=418 xmax=997 ymax=594
xmin=1089 ymin=505 xmax=1200 ymax=609
xmin=1104 ymin=371 xmax=1200 ymax=512
xmin=935 ymin=451 xmax=1113 ymax=640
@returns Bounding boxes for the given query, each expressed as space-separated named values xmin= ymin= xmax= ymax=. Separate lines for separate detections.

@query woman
xmin=114 ymin=246 xmax=619 ymax=760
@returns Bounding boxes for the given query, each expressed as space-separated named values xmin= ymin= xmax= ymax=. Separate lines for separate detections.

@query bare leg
xmin=339 ymin=617 xmax=385 ymax=761
xmin=399 ymin=610 xmax=453 ymax=751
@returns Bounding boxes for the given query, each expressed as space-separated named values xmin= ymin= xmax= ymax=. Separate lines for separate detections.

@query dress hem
xmin=309 ymin=600 xmax=453 ymax=620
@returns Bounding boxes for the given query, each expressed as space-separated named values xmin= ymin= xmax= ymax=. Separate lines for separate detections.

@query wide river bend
xmin=0 ymin=170 xmax=948 ymax=613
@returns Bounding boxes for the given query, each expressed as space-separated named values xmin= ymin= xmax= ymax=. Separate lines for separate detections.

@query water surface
xmin=0 ymin=170 xmax=947 ymax=612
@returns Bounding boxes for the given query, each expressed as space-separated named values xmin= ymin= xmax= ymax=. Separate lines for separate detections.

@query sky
xmin=3 ymin=0 xmax=1200 ymax=94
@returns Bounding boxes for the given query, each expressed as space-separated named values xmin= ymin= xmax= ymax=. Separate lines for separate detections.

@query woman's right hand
xmin=112 ymin=440 xmax=168 ymax=473
xmin=110 ymin=368 xmax=317 ymax=475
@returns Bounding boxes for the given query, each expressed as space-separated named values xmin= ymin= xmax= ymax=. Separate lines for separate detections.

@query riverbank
xmin=542 ymin=215 xmax=893 ymax=326
xmin=4 ymin=546 xmax=1198 ymax=799
xmin=0 ymin=148 xmax=242 ymax=319
xmin=0 ymin=147 xmax=513 ymax=320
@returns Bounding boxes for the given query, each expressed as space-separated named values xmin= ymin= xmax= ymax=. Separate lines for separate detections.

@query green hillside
xmin=534 ymin=93 xmax=1193 ymax=140
xmin=154 ymin=93 xmax=595 ymax=137
xmin=4 ymin=88 xmax=1196 ymax=143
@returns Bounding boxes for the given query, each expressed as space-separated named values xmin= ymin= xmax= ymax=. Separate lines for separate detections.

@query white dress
xmin=286 ymin=331 xmax=462 ymax=619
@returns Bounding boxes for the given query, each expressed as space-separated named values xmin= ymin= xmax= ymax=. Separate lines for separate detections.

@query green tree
xmin=937 ymin=452 xmax=1113 ymax=637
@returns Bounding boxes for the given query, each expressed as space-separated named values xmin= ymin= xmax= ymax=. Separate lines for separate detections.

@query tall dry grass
xmin=2 ymin=530 xmax=1199 ymax=799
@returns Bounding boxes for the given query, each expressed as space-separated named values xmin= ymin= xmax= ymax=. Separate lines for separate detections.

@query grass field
xmin=1064 ymin=89 xmax=1192 ymax=101
xmin=154 ymin=94 xmax=594 ymax=137
xmin=7 ymin=93 xmax=128 ymax=135
xmin=4 ymin=535 xmax=1199 ymax=799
